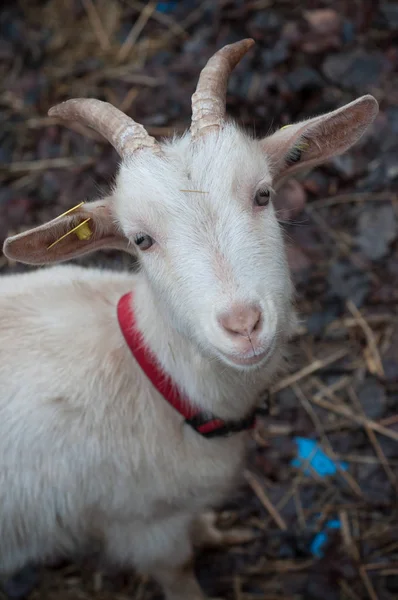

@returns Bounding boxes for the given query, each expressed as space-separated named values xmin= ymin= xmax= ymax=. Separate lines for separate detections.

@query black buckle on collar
xmin=185 ymin=391 xmax=270 ymax=439
xmin=185 ymin=411 xmax=257 ymax=438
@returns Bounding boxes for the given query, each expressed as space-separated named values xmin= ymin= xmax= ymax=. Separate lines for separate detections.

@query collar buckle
xmin=185 ymin=411 xmax=257 ymax=438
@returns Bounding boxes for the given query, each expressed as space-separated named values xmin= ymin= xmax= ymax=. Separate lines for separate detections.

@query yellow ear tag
xmin=47 ymin=203 xmax=92 ymax=250
xmin=47 ymin=218 xmax=92 ymax=250
xmin=74 ymin=220 xmax=92 ymax=240
xmin=280 ymin=124 xmax=292 ymax=130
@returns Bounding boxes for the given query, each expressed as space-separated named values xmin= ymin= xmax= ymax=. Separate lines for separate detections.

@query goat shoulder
xmin=0 ymin=265 xmax=246 ymax=577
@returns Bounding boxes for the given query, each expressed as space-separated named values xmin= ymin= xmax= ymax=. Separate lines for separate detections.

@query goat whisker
xmin=180 ymin=190 xmax=209 ymax=194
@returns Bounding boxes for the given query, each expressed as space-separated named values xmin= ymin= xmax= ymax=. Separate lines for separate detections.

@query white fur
xmin=0 ymin=126 xmax=296 ymax=599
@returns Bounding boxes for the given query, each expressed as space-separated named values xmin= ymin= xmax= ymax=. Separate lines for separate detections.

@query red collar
xmin=117 ymin=292 xmax=257 ymax=438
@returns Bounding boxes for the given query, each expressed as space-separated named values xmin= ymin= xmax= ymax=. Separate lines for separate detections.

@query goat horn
xmin=48 ymin=98 xmax=161 ymax=157
xmin=190 ymin=38 xmax=255 ymax=140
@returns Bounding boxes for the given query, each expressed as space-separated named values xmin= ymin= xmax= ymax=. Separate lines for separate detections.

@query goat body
xmin=0 ymin=263 xmax=271 ymax=597
xmin=1 ymin=40 xmax=378 ymax=600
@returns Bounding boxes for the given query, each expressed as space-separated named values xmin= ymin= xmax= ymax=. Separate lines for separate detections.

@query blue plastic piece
xmin=157 ymin=1 xmax=178 ymax=12
xmin=310 ymin=532 xmax=327 ymax=557
xmin=291 ymin=437 xmax=348 ymax=477
xmin=326 ymin=519 xmax=341 ymax=529
xmin=310 ymin=519 xmax=342 ymax=557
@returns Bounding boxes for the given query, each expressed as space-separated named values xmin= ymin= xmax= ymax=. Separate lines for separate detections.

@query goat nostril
xmin=252 ymin=312 xmax=261 ymax=331
xmin=219 ymin=305 xmax=262 ymax=337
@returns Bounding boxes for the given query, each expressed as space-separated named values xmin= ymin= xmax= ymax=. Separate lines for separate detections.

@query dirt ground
xmin=1 ymin=1 xmax=398 ymax=599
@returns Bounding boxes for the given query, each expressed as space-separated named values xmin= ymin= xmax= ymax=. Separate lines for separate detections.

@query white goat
xmin=1 ymin=39 xmax=378 ymax=600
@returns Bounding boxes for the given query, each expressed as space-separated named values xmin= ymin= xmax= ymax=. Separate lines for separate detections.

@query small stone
xmin=356 ymin=204 xmax=397 ymax=260
xmin=357 ymin=377 xmax=387 ymax=420
xmin=306 ymin=299 xmax=342 ymax=336
xmin=276 ymin=388 xmax=298 ymax=411
xmin=0 ymin=136 xmax=14 ymax=166
xmin=1 ymin=565 xmax=39 ymax=599
xmin=323 ymin=50 xmax=389 ymax=91
xmin=7 ymin=197 xmax=32 ymax=224
xmin=285 ymin=67 xmax=324 ymax=93
xmin=362 ymin=470 xmax=391 ymax=503
xmin=378 ymin=435 xmax=398 ymax=459
xmin=286 ymin=244 xmax=312 ymax=280
xmin=0 ymin=39 xmax=13 ymax=59
xmin=278 ymin=538 xmax=296 ymax=559
xmin=380 ymin=3 xmax=398 ymax=29
xmin=386 ymin=575 xmax=398 ymax=593
xmin=249 ymin=10 xmax=283 ymax=35
xmin=282 ymin=21 xmax=301 ymax=45
xmin=303 ymin=171 xmax=330 ymax=196
xmin=40 ymin=173 xmax=60 ymax=204
xmin=386 ymin=107 xmax=398 ymax=134
xmin=260 ymin=39 xmax=289 ymax=70
xmin=357 ymin=160 xmax=389 ymax=192
xmin=303 ymin=9 xmax=341 ymax=33
xmin=382 ymin=358 xmax=398 ymax=382
xmin=305 ymin=575 xmax=340 ymax=600
xmin=183 ymin=28 xmax=212 ymax=55
xmin=282 ymin=9 xmax=342 ymax=54
xmin=329 ymin=154 xmax=357 ymax=180
xmin=342 ymin=19 xmax=356 ymax=43
xmin=302 ymin=9 xmax=343 ymax=54
xmin=0 ymin=188 xmax=13 ymax=206
xmin=327 ymin=260 xmax=371 ymax=307
xmin=385 ymin=152 xmax=398 ymax=181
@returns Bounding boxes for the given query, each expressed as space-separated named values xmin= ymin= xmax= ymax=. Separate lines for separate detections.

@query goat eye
xmin=134 ymin=233 xmax=154 ymax=250
xmin=254 ymin=188 xmax=270 ymax=207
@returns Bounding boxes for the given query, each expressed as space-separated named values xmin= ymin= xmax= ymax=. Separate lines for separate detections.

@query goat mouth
xmin=220 ymin=347 xmax=271 ymax=368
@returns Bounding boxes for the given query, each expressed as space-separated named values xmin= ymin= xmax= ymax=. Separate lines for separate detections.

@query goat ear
xmin=261 ymin=95 xmax=379 ymax=186
xmin=3 ymin=198 xmax=131 ymax=265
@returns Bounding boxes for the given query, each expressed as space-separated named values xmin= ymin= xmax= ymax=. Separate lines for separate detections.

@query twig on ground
xmin=1 ymin=157 xmax=95 ymax=173
xmin=81 ymin=0 xmax=111 ymax=51
xmin=117 ymin=1 xmax=157 ymax=62
xmin=244 ymin=470 xmax=287 ymax=531
xmin=346 ymin=300 xmax=385 ymax=378
xmin=270 ymin=347 xmax=349 ymax=394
